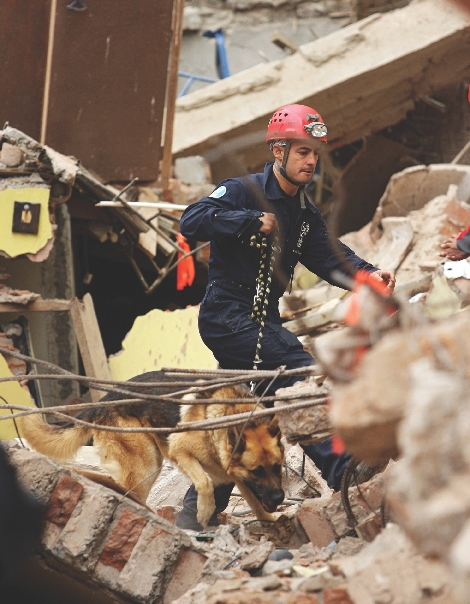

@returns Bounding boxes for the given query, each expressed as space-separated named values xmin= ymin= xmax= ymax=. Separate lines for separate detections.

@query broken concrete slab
xmin=174 ymin=0 xmax=470 ymax=181
xmin=283 ymin=297 xmax=347 ymax=336
xmin=372 ymin=164 xmax=470 ymax=233
xmin=147 ymin=461 xmax=191 ymax=510
xmin=284 ymin=443 xmax=332 ymax=500
xmin=366 ymin=216 xmax=414 ymax=274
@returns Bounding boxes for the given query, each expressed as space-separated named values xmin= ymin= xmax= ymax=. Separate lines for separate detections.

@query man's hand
xmin=258 ymin=213 xmax=279 ymax=235
xmin=440 ymin=236 xmax=470 ymax=261
xmin=370 ymin=270 xmax=396 ymax=295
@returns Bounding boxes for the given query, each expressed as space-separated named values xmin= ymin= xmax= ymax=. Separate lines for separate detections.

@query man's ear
xmin=267 ymin=416 xmax=280 ymax=438
xmin=272 ymin=144 xmax=284 ymax=163
xmin=228 ymin=426 xmax=246 ymax=455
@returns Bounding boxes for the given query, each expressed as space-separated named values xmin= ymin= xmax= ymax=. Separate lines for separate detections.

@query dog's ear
xmin=228 ymin=426 xmax=246 ymax=455
xmin=267 ymin=416 xmax=280 ymax=437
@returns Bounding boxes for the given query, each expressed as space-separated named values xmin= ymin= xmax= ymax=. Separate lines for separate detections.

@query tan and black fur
xmin=21 ymin=371 xmax=284 ymax=528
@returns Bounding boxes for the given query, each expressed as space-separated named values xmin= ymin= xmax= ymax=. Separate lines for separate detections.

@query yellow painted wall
xmin=108 ymin=306 xmax=217 ymax=381
xmin=0 ymin=187 xmax=52 ymax=257
xmin=0 ymin=354 xmax=37 ymax=440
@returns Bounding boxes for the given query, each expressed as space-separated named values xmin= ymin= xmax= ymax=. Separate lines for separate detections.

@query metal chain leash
xmin=249 ymin=231 xmax=279 ymax=392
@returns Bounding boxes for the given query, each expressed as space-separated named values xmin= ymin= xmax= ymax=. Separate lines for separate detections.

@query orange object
xmin=176 ymin=233 xmax=195 ymax=290
xmin=331 ymin=433 xmax=346 ymax=455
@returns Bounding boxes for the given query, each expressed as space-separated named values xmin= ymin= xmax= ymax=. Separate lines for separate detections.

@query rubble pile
xmin=5 ymin=430 xmax=454 ymax=604
xmin=281 ymin=163 xmax=470 ymax=342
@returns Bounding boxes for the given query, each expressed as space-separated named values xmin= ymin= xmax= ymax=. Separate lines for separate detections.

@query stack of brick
xmin=9 ymin=447 xmax=207 ymax=604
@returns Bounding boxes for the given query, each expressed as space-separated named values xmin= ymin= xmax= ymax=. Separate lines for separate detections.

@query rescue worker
xmin=176 ymin=104 xmax=396 ymax=531
xmin=440 ymin=227 xmax=470 ymax=260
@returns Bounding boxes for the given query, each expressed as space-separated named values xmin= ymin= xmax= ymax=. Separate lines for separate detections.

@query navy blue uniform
xmin=180 ymin=162 xmax=376 ymax=376
xmin=457 ymin=230 xmax=470 ymax=255
xmin=176 ymin=163 xmax=377 ymax=530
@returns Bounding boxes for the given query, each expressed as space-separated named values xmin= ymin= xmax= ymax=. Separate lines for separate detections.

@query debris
xmin=367 ymin=216 xmax=414 ymax=273
xmin=8 ymin=447 xmax=207 ymax=604
xmin=0 ymin=142 xmax=24 ymax=167
xmin=271 ymin=30 xmax=299 ymax=54
xmin=274 ymin=378 xmax=331 ymax=445
xmin=174 ymin=0 xmax=470 ymax=177
xmin=330 ymin=523 xmax=452 ymax=604
xmin=174 ymin=155 xmax=212 ymax=185
xmin=326 ymin=311 xmax=470 ymax=464
xmin=0 ymin=284 xmax=40 ymax=305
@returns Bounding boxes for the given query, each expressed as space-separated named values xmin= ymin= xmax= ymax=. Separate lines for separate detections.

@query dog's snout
xmin=272 ymin=490 xmax=285 ymax=506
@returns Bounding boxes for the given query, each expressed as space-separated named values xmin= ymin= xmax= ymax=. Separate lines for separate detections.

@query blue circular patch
xmin=209 ymin=185 xmax=227 ymax=199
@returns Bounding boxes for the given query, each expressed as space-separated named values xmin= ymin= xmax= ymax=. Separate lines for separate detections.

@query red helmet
xmin=266 ymin=104 xmax=328 ymax=145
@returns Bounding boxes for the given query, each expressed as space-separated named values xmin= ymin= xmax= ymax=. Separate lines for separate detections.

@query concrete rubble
xmin=174 ymin=0 xmax=470 ymax=179
xmin=281 ymin=162 xmax=470 ymax=339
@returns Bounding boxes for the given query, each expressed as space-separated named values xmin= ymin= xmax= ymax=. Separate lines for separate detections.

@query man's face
xmin=273 ymin=140 xmax=320 ymax=186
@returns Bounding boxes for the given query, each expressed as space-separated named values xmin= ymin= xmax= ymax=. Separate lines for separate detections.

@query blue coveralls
xmin=177 ymin=162 xmax=378 ymax=530
xmin=457 ymin=230 xmax=470 ymax=254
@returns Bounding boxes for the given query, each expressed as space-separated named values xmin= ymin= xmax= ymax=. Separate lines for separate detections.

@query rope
xmin=0 ymin=397 xmax=328 ymax=433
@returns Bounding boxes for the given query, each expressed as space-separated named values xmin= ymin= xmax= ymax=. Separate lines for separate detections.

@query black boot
xmin=175 ymin=482 xmax=235 ymax=531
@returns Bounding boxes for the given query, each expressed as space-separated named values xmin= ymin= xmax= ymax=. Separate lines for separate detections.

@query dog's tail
xmin=21 ymin=413 xmax=92 ymax=461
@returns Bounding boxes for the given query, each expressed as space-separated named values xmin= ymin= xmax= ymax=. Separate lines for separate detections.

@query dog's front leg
xmin=175 ymin=454 xmax=216 ymax=529
xmin=234 ymin=481 xmax=277 ymax=524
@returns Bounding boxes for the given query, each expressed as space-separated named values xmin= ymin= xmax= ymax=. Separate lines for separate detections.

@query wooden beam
xmin=70 ymin=293 xmax=111 ymax=402
xmin=160 ymin=0 xmax=185 ymax=189
xmin=0 ymin=299 xmax=72 ymax=313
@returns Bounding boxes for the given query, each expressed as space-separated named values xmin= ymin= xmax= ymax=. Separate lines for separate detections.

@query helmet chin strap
xmin=276 ymin=140 xmax=306 ymax=209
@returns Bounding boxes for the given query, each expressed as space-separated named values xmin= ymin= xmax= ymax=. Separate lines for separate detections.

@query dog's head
xmin=227 ymin=417 xmax=285 ymax=513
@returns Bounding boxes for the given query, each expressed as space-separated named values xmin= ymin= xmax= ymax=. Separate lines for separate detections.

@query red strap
xmin=176 ymin=233 xmax=195 ymax=291
xmin=457 ymin=226 xmax=470 ymax=240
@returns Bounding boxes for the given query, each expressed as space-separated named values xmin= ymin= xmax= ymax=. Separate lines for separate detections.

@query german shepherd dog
xmin=21 ymin=371 xmax=285 ymax=528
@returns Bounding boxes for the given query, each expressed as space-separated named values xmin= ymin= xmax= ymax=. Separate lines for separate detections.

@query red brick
xmin=297 ymin=498 xmax=336 ymax=547
xmin=99 ymin=510 xmax=147 ymax=572
xmin=45 ymin=475 xmax=83 ymax=526
xmin=156 ymin=505 xmax=177 ymax=524
xmin=323 ymin=587 xmax=353 ymax=604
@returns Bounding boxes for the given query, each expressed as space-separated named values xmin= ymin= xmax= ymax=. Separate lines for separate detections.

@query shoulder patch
xmin=209 ymin=185 xmax=227 ymax=199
